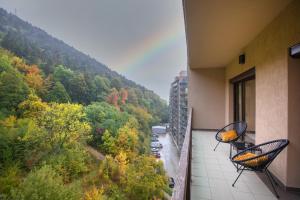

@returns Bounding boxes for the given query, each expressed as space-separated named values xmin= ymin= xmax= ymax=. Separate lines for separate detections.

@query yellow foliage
xmin=128 ymin=105 xmax=152 ymax=123
xmin=116 ymin=121 xmax=138 ymax=154
xmin=84 ymin=186 xmax=105 ymax=200
xmin=38 ymin=103 xmax=91 ymax=146
xmin=0 ymin=115 xmax=17 ymax=128
xmin=11 ymin=56 xmax=28 ymax=72
xmin=115 ymin=151 xmax=128 ymax=176
xmin=18 ymin=94 xmax=49 ymax=118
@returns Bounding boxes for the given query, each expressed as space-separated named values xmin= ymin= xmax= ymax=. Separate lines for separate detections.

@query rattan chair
xmin=213 ymin=121 xmax=247 ymax=157
xmin=231 ymin=139 xmax=289 ymax=198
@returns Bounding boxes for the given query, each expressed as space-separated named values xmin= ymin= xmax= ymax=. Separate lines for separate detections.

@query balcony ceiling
xmin=184 ymin=0 xmax=292 ymax=69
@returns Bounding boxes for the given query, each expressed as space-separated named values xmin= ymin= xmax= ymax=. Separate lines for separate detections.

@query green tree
xmin=0 ymin=69 xmax=29 ymax=115
xmin=85 ymin=102 xmax=129 ymax=147
xmin=0 ymin=164 xmax=22 ymax=199
xmin=93 ymin=75 xmax=110 ymax=101
xmin=11 ymin=165 xmax=81 ymax=200
xmin=0 ymin=115 xmax=46 ymax=169
xmin=121 ymin=156 xmax=167 ymax=199
xmin=46 ymin=81 xmax=71 ymax=103
xmin=101 ymin=130 xmax=117 ymax=155
xmin=53 ymin=65 xmax=89 ymax=104
xmin=0 ymin=53 xmax=12 ymax=73
xmin=127 ymin=88 xmax=138 ymax=105
xmin=70 ymin=72 xmax=89 ymax=104
xmin=45 ymin=145 xmax=90 ymax=182
xmin=110 ymin=78 xmax=122 ymax=90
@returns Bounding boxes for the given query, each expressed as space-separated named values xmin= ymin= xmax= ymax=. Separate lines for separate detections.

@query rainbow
xmin=116 ymin=25 xmax=186 ymax=74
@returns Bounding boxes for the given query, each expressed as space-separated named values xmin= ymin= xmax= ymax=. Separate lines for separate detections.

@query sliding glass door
xmin=233 ymin=69 xmax=255 ymax=132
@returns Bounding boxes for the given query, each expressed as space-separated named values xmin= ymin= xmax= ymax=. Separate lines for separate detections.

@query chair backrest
xmin=216 ymin=121 xmax=247 ymax=142
xmin=231 ymin=139 xmax=289 ymax=170
xmin=260 ymin=139 xmax=289 ymax=164
xmin=222 ymin=121 xmax=247 ymax=137
xmin=232 ymin=121 xmax=247 ymax=137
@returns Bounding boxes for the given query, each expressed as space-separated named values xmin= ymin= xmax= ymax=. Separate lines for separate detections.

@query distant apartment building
xmin=169 ymin=71 xmax=188 ymax=151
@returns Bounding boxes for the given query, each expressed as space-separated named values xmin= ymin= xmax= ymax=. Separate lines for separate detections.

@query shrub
xmin=11 ymin=165 xmax=82 ymax=200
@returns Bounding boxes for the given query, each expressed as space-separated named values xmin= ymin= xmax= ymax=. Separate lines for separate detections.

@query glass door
xmin=234 ymin=81 xmax=244 ymax=122
xmin=245 ymin=79 xmax=255 ymax=132
xmin=233 ymin=70 xmax=255 ymax=133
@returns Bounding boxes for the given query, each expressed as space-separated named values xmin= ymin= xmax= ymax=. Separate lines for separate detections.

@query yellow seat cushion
xmin=220 ymin=130 xmax=237 ymax=142
xmin=234 ymin=152 xmax=268 ymax=167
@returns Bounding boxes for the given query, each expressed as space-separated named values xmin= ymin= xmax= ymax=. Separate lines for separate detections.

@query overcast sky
xmin=0 ymin=0 xmax=187 ymax=100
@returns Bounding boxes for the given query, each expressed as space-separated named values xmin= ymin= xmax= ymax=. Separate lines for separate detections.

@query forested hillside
xmin=0 ymin=8 xmax=169 ymax=200
xmin=0 ymin=8 xmax=168 ymax=123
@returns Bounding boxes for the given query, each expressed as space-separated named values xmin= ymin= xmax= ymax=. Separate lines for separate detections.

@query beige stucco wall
xmin=224 ymin=0 xmax=300 ymax=188
xmin=188 ymin=68 xmax=225 ymax=130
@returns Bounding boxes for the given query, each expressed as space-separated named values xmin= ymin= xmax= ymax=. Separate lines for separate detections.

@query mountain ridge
xmin=0 ymin=7 xmax=152 ymax=95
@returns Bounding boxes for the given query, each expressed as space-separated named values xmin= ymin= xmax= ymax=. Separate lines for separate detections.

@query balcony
xmin=191 ymin=131 xmax=278 ymax=200
xmin=172 ymin=110 xmax=300 ymax=200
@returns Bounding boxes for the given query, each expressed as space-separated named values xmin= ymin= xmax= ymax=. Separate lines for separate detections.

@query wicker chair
xmin=231 ymin=139 xmax=289 ymax=198
xmin=213 ymin=121 xmax=247 ymax=157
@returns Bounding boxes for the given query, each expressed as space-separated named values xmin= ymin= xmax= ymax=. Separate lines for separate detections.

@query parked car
xmin=150 ymin=142 xmax=159 ymax=148
xmin=151 ymin=137 xmax=159 ymax=142
xmin=155 ymin=153 xmax=161 ymax=158
xmin=151 ymin=147 xmax=159 ymax=153
xmin=169 ymin=177 xmax=175 ymax=188
xmin=151 ymin=151 xmax=159 ymax=157
xmin=151 ymin=142 xmax=163 ymax=148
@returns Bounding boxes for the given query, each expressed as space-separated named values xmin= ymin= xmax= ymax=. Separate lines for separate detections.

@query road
xmin=157 ymin=133 xmax=180 ymax=178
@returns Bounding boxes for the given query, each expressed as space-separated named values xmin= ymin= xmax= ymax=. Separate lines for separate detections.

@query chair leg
xmin=213 ymin=141 xmax=220 ymax=151
xmin=267 ymin=170 xmax=279 ymax=186
xmin=236 ymin=163 xmax=242 ymax=172
xmin=230 ymin=143 xmax=232 ymax=158
xmin=265 ymin=170 xmax=280 ymax=198
xmin=232 ymin=167 xmax=245 ymax=187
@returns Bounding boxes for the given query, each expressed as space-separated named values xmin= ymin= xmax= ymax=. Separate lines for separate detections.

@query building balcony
xmin=171 ymin=110 xmax=300 ymax=200
xmin=190 ymin=131 xmax=298 ymax=200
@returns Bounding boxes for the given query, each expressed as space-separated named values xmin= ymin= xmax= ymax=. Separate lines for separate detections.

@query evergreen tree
xmin=46 ymin=81 xmax=71 ymax=103
xmin=0 ymin=69 xmax=29 ymax=115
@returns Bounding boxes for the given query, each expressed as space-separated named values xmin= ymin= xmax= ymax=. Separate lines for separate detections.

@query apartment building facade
xmin=169 ymin=71 xmax=188 ymax=151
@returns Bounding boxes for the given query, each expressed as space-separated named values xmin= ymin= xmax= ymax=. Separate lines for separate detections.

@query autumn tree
xmin=84 ymin=186 xmax=105 ymax=200
xmin=106 ymin=88 xmax=119 ymax=109
xmin=115 ymin=120 xmax=138 ymax=155
xmin=119 ymin=88 xmax=128 ymax=105
xmin=37 ymin=103 xmax=91 ymax=152
xmin=18 ymin=93 xmax=49 ymax=118
xmin=24 ymin=65 xmax=44 ymax=94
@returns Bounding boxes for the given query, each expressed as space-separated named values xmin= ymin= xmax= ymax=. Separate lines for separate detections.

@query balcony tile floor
xmin=191 ymin=131 xmax=288 ymax=200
